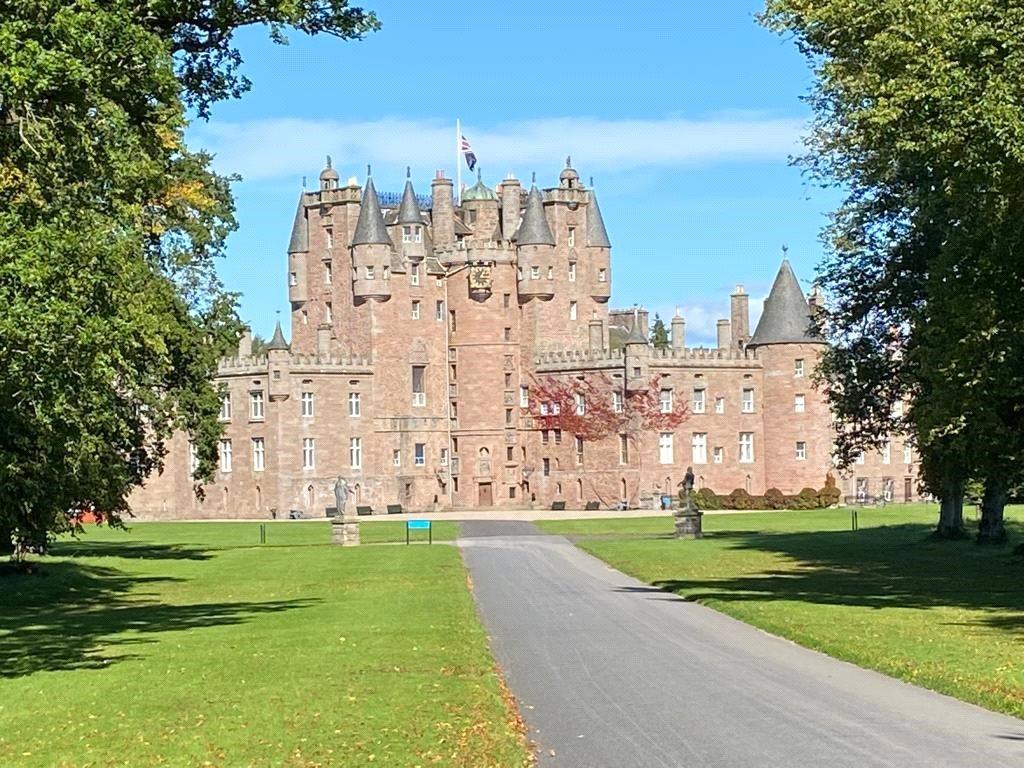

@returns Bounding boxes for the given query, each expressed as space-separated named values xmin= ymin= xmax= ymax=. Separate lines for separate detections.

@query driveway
xmin=459 ymin=521 xmax=1024 ymax=767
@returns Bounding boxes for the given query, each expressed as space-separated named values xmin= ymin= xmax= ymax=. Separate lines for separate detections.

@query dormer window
xmin=402 ymin=225 xmax=423 ymax=244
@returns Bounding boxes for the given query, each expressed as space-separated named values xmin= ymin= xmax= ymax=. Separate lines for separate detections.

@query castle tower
xmin=395 ymin=168 xmax=427 ymax=264
xmin=350 ymin=173 xmax=393 ymax=303
xmin=287 ymin=191 xmax=309 ymax=309
xmin=586 ymin=188 xmax=612 ymax=305
xmin=748 ymin=259 xmax=829 ymax=493
xmin=515 ymin=183 xmax=555 ymax=300
xmin=461 ymin=170 xmax=500 ymax=238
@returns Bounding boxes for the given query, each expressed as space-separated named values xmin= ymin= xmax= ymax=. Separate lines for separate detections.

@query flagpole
xmin=455 ymin=118 xmax=462 ymax=206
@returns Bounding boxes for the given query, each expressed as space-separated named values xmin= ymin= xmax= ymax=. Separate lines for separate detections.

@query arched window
xmin=620 ymin=477 xmax=627 ymax=501
xmin=306 ymin=484 xmax=314 ymax=508
xmin=256 ymin=485 xmax=262 ymax=512
xmin=576 ymin=479 xmax=583 ymax=501
xmin=556 ymin=482 xmax=562 ymax=496
xmin=222 ymin=486 xmax=229 ymax=513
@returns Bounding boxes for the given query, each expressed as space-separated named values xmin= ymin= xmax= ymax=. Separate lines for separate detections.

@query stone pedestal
xmin=673 ymin=505 xmax=703 ymax=539
xmin=331 ymin=515 xmax=360 ymax=546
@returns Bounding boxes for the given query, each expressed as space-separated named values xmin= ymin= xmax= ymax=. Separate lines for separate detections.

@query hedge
xmin=680 ymin=485 xmax=842 ymax=511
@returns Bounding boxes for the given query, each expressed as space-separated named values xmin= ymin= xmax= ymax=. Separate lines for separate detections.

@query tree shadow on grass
xmin=649 ymin=521 xmax=1024 ymax=633
xmin=0 ymin=561 xmax=317 ymax=678
xmin=49 ymin=540 xmax=214 ymax=560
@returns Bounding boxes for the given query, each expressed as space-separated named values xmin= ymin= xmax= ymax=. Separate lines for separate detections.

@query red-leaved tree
xmin=525 ymin=372 xmax=688 ymax=505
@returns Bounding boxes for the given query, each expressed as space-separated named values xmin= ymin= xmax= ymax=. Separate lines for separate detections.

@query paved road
xmin=459 ymin=521 xmax=1024 ymax=768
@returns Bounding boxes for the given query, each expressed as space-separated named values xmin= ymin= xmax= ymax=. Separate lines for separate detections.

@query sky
xmin=188 ymin=0 xmax=842 ymax=345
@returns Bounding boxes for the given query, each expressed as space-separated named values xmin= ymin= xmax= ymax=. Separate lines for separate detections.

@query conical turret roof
xmin=266 ymin=319 xmax=290 ymax=351
xmin=515 ymin=185 xmax=555 ymax=246
xmin=287 ymin=193 xmax=308 ymax=253
xmin=351 ymin=176 xmax=392 ymax=247
xmin=397 ymin=173 xmax=422 ymax=225
xmin=748 ymin=260 xmax=823 ymax=346
xmin=586 ymin=190 xmax=611 ymax=248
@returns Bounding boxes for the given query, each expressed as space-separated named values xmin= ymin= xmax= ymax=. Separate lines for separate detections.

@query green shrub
xmin=818 ymin=485 xmax=841 ymax=508
xmin=726 ymin=488 xmax=757 ymax=510
xmin=764 ymin=488 xmax=787 ymax=510
xmin=691 ymin=488 xmax=722 ymax=510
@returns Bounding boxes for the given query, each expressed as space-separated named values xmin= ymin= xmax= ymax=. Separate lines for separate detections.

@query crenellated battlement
xmin=650 ymin=346 xmax=759 ymax=362
xmin=217 ymin=352 xmax=373 ymax=375
xmin=534 ymin=347 xmax=624 ymax=366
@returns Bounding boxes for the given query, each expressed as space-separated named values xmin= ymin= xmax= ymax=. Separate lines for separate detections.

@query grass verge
xmin=537 ymin=504 xmax=1024 ymax=719
xmin=0 ymin=522 xmax=529 ymax=767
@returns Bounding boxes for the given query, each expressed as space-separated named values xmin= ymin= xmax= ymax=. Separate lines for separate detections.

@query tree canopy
xmin=761 ymin=0 xmax=1024 ymax=539
xmin=0 ymin=0 xmax=378 ymax=559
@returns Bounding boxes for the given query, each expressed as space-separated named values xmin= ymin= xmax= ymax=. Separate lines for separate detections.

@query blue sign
xmin=407 ymin=520 xmax=431 ymax=530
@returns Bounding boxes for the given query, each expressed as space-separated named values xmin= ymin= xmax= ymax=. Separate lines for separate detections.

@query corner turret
xmin=515 ymin=181 xmax=555 ymax=300
xmin=586 ymin=187 xmax=611 ymax=302
xmin=748 ymin=260 xmax=823 ymax=348
xmin=623 ymin=310 xmax=650 ymax=391
xmin=350 ymin=171 xmax=393 ymax=302
xmin=394 ymin=168 xmax=426 ymax=263
xmin=287 ymin=192 xmax=309 ymax=305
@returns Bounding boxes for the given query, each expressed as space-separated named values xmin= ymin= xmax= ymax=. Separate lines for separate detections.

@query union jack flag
xmin=460 ymin=135 xmax=477 ymax=171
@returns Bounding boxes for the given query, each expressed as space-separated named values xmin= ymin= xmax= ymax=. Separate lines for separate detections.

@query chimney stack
xmin=671 ymin=309 xmax=685 ymax=350
xmin=717 ymin=319 xmax=732 ymax=350
xmin=730 ymin=285 xmax=750 ymax=349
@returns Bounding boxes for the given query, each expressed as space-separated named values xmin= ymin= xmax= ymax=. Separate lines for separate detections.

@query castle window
xmin=349 ymin=437 xmax=361 ymax=469
xmin=303 ymin=438 xmax=316 ymax=470
xmin=325 ymin=228 xmax=333 ymax=248
xmin=289 ymin=272 xmax=297 ymax=287
xmin=659 ymin=388 xmax=673 ymax=413
xmin=612 ymin=391 xmax=623 ymax=413
xmin=219 ymin=439 xmax=232 ymax=473
xmin=794 ymin=394 xmax=805 ymax=413
xmin=542 ymin=430 xmax=550 ymax=445
xmin=598 ymin=268 xmax=607 ymax=283
xmin=505 ymin=408 xmax=513 ymax=425
xmin=518 ymin=267 xmax=524 ymax=280
xmin=250 ymin=390 xmax=265 ymax=420
xmin=504 ymin=327 xmax=511 ymax=341
xmin=519 ymin=386 xmax=529 ymax=407
xmin=547 ymin=266 xmax=554 ymax=280
xmin=543 ymin=458 xmax=550 ymax=477
xmin=392 ymin=448 xmax=401 ymax=467
xmin=856 ymin=451 xmax=866 ymax=464
xmin=219 ymin=392 xmax=232 ymax=421
xmin=324 ymin=262 xmax=332 ymax=284
xmin=794 ymin=358 xmax=805 ymax=377
xmin=507 ymin=446 xmax=514 ymax=461
xmin=881 ymin=440 xmax=891 ymax=464
xmin=415 ymin=443 xmax=426 ymax=466
xmin=741 ymin=388 xmax=755 ymax=413
xmin=569 ymin=301 xmax=578 ymax=320
xmin=302 ymin=310 xmax=308 ymax=325
xmin=402 ymin=225 xmax=413 ymax=243
xmin=365 ymin=266 xmax=375 ymax=280
xmin=554 ymin=429 xmax=562 ymax=444
xmin=325 ymin=302 xmax=332 ymax=324
xmin=436 ymin=300 xmax=444 ymax=321
xmin=568 ymin=227 xmax=576 ymax=247
xmin=904 ymin=444 xmax=913 ymax=464
xmin=715 ymin=396 xmax=725 ymax=414
xmin=619 ymin=434 xmax=629 ymax=465
xmin=568 ymin=263 xmax=576 ymax=282
xmin=449 ymin=310 xmax=457 ymax=332
xmin=739 ymin=433 xmax=754 ymax=463
xmin=713 ymin=446 xmax=724 ymax=464
xmin=412 ymin=365 xmax=426 ymax=406
xmin=383 ymin=265 xmax=390 ymax=280
xmin=575 ymin=436 xmax=584 ymax=465
xmin=504 ymin=293 xmax=511 ymax=308
xmin=411 ymin=300 xmax=421 ymax=320
xmin=658 ymin=433 xmax=673 ymax=465
xmin=509 ymin=486 xmax=516 ymax=499
xmin=410 ymin=263 xmax=420 ymax=286
xmin=300 ymin=391 xmax=314 ymax=418
xmin=691 ymin=433 xmax=707 ymax=464
xmin=440 ymin=447 xmax=449 ymax=465
xmin=530 ymin=266 xmax=540 ymax=279
xmin=504 ymin=372 xmax=512 ymax=387
xmin=692 ymin=388 xmax=706 ymax=414
xmin=574 ymin=393 xmax=585 ymax=416
xmin=348 ymin=392 xmax=361 ymax=417
xmin=795 ymin=441 xmax=807 ymax=461
xmin=415 ymin=226 xmax=422 ymax=243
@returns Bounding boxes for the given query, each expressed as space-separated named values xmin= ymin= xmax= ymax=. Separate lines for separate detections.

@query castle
xmin=129 ymin=159 xmax=917 ymax=519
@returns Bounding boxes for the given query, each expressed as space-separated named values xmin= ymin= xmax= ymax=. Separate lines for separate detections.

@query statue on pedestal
xmin=682 ymin=466 xmax=695 ymax=510
xmin=333 ymin=476 xmax=351 ymax=516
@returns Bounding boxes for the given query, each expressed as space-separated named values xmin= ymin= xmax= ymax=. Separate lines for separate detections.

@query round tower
xmin=350 ymin=172 xmax=393 ymax=303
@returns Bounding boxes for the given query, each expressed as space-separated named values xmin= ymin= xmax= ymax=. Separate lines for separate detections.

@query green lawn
xmin=538 ymin=505 xmax=1024 ymax=719
xmin=0 ymin=522 xmax=529 ymax=768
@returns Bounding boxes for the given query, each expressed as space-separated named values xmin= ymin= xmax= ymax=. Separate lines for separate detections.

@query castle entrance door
xmin=478 ymin=482 xmax=493 ymax=507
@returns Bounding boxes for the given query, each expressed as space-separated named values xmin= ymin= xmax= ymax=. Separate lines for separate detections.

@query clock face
xmin=469 ymin=265 xmax=492 ymax=291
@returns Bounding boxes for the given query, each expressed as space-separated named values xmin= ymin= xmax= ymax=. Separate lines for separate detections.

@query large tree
xmin=0 ymin=0 xmax=377 ymax=560
xmin=761 ymin=0 xmax=1024 ymax=539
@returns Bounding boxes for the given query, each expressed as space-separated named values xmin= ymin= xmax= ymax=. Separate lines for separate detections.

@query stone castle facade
xmin=129 ymin=159 xmax=918 ymax=519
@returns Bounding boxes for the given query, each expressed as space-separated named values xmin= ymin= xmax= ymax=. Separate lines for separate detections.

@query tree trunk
xmin=936 ymin=475 xmax=966 ymax=538
xmin=977 ymin=480 xmax=1008 ymax=544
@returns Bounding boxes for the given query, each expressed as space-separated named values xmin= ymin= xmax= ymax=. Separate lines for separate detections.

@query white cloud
xmin=190 ymin=115 xmax=804 ymax=183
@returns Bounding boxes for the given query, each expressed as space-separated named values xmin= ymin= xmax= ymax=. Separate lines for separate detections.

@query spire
xmin=586 ymin=189 xmax=611 ymax=248
xmin=626 ymin=309 xmax=648 ymax=345
xmin=748 ymin=260 xmax=823 ymax=347
xmin=287 ymin=192 xmax=308 ymax=253
xmin=515 ymin=185 xmax=555 ymax=245
xmin=351 ymin=175 xmax=392 ymax=247
xmin=397 ymin=170 xmax=422 ymax=225
xmin=266 ymin=317 xmax=290 ymax=351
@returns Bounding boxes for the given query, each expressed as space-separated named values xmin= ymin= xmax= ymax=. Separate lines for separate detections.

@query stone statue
xmin=333 ymin=476 xmax=349 ymax=514
xmin=682 ymin=466 xmax=695 ymax=496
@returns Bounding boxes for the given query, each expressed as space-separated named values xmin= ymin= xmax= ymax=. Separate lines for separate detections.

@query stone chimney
xmin=730 ymin=285 xmax=750 ymax=348
xmin=499 ymin=174 xmax=522 ymax=241
xmin=717 ymin=319 xmax=732 ymax=350
xmin=588 ymin=315 xmax=605 ymax=353
xmin=238 ymin=327 xmax=252 ymax=358
xmin=671 ymin=309 xmax=685 ymax=350
xmin=431 ymin=171 xmax=455 ymax=247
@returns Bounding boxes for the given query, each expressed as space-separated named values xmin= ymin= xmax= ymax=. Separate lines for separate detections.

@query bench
xmin=584 ymin=501 xmax=600 ymax=511
xmin=550 ymin=500 xmax=566 ymax=511
xmin=386 ymin=504 xmax=404 ymax=515
xmin=356 ymin=505 xmax=374 ymax=516
xmin=325 ymin=506 xmax=338 ymax=518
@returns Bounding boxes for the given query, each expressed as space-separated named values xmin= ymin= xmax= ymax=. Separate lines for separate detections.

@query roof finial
xmin=367 ymin=164 xmax=372 ymax=177
xmin=302 ymin=175 xmax=307 ymax=190
xmin=326 ymin=155 xmax=332 ymax=169
xmin=566 ymin=155 xmax=572 ymax=168
xmin=531 ymin=171 xmax=536 ymax=185
xmin=782 ymin=243 xmax=789 ymax=257
xmin=406 ymin=166 xmax=411 ymax=178
xmin=589 ymin=176 xmax=594 ymax=188
xmin=477 ymin=167 xmax=482 ymax=181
